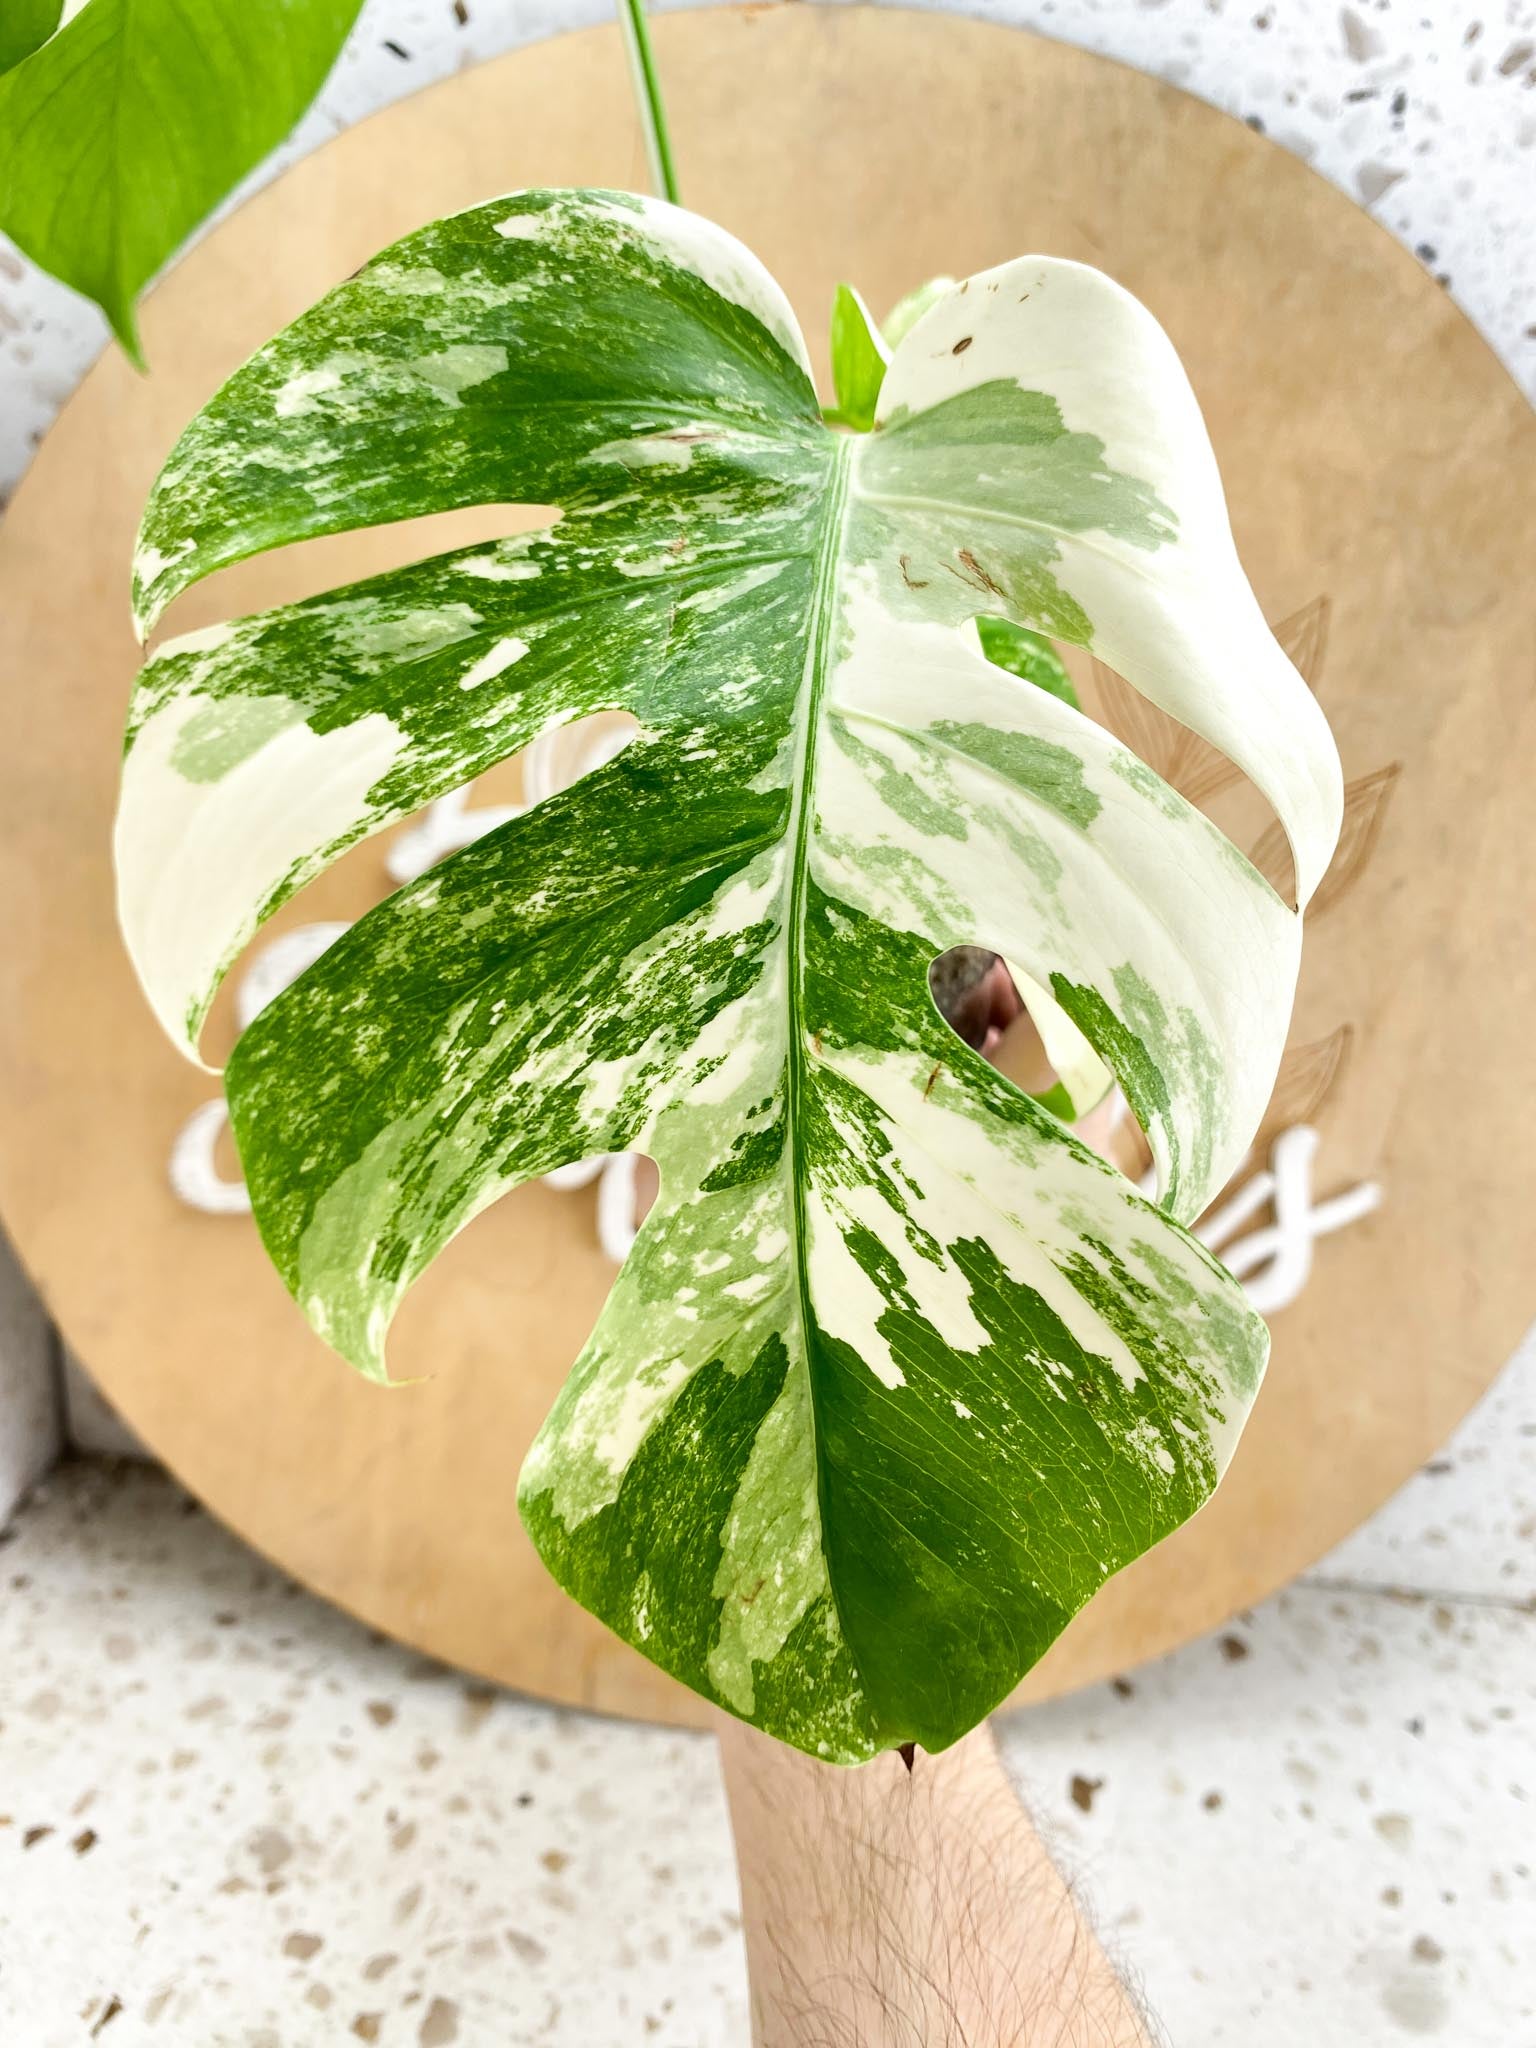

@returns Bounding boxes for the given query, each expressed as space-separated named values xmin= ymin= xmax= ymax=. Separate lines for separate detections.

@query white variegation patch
xmin=457 ymin=637 xmax=529 ymax=690
xmin=824 ymin=1043 xmax=1153 ymax=1397
xmin=707 ymin=1368 xmax=827 ymax=1714
xmin=875 ymin=258 xmax=1342 ymax=906
xmin=116 ymin=694 xmax=404 ymax=1058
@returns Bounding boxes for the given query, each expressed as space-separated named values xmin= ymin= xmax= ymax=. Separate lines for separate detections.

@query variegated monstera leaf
xmin=118 ymin=190 xmax=1341 ymax=1761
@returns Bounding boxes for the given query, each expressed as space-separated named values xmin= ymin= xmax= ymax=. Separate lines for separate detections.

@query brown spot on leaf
xmin=540 ymin=1848 xmax=570 ymax=1875
xmin=1218 ymin=1634 xmax=1250 ymax=1662
xmin=23 ymin=1826 xmax=52 ymax=1848
xmin=284 ymin=1933 xmax=323 ymax=1962
xmin=952 ymin=337 xmax=973 ymax=354
xmin=72 ymin=1829 xmax=98 ymax=1855
xmin=898 ymin=553 xmax=929 ymax=590
xmin=1069 ymin=1774 xmax=1103 ymax=1813
xmin=923 ymin=1062 xmax=944 ymax=1100
xmin=88 ymin=1997 xmax=123 ymax=2038
xmin=365 ymin=1701 xmax=395 ymax=1727
xmin=953 ymin=547 xmax=1004 ymax=598
xmin=352 ymin=2017 xmax=382 ymax=2043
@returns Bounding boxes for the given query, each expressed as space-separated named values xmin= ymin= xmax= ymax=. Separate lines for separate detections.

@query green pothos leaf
xmin=118 ymin=190 xmax=1341 ymax=1760
xmin=0 ymin=0 xmax=362 ymax=361
xmin=0 ymin=0 xmax=61 ymax=75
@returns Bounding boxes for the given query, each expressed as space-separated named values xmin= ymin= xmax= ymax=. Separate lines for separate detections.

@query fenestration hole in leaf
xmin=145 ymin=503 xmax=560 ymax=649
xmin=928 ymin=947 xmax=1151 ymax=1184
xmin=928 ymin=945 xmax=1021 ymax=1060
xmin=517 ymin=708 xmax=639 ymax=809
xmin=389 ymin=1147 xmax=663 ymax=1370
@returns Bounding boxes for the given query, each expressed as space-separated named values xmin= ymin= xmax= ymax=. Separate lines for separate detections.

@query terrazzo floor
xmin=1 ymin=1364 xmax=1531 ymax=2048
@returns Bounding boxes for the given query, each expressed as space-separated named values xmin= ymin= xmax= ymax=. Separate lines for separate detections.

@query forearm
xmin=717 ymin=1717 xmax=1153 ymax=2048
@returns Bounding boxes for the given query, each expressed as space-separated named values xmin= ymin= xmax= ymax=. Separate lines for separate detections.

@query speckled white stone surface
xmin=1 ymin=1462 xmax=1530 ymax=2047
xmin=1000 ymin=1575 xmax=1535 ymax=2045
xmin=0 ymin=1466 xmax=749 ymax=2048
xmin=0 ymin=1 xmax=1532 ymax=2042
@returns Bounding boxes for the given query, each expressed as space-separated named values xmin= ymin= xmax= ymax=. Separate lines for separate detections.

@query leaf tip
xmin=111 ymin=308 xmax=149 ymax=375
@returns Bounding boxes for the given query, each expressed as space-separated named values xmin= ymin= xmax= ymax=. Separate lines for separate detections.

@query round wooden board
xmin=1 ymin=7 xmax=1532 ymax=1728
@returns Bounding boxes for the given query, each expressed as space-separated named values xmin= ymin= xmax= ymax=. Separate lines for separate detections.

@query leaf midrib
xmin=781 ymin=432 xmax=861 ymax=1729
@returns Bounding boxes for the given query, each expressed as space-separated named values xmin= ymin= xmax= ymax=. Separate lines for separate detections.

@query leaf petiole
xmin=618 ymin=0 xmax=681 ymax=205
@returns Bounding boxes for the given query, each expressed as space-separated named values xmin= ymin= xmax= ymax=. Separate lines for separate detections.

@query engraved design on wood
xmin=1249 ymin=762 xmax=1403 ymax=918
xmin=1263 ymin=1022 xmax=1354 ymax=1134
xmin=1090 ymin=595 xmax=1333 ymax=810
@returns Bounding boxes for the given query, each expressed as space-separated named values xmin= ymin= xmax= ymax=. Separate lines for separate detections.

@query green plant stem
xmin=619 ymin=0 xmax=680 ymax=204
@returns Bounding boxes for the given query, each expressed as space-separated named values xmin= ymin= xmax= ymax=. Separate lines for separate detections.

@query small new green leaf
xmin=0 ymin=0 xmax=61 ymax=74
xmin=828 ymin=283 xmax=890 ymax=431
xmin=0 ymin=0 xmax=363 ymax=362
xmin=118 ymin=195 xmax=1341 ymax=1760
xmin=976 ymin=617 xmax=1080 ymax=710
